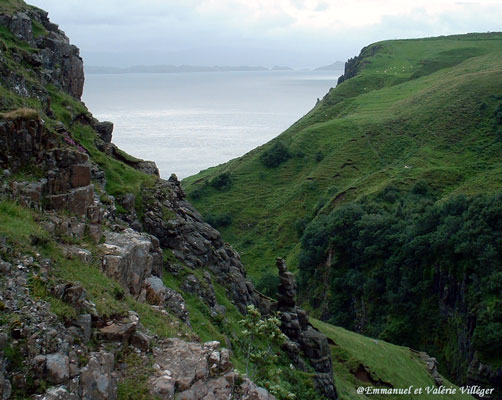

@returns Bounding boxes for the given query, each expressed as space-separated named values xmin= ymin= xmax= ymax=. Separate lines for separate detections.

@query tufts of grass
xmin=0 ymin=107 xmax=39 ymax=120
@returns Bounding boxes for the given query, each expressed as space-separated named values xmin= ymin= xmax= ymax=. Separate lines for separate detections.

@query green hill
xmin=183 ymin=33 xmax=502 ymax=277
xmin=183 ymin=33 xmax=502 ymax=395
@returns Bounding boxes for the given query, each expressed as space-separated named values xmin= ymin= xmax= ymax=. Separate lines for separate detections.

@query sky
xmin=28 ymin=0 xmax=502 ymax=68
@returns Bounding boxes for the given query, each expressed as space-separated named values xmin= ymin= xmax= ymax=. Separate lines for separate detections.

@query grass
xmin=0 ymin=0 xmax=29 ymax=14
xmin=0 ymin=107 xmax=39 ymax=119
xmin=312 ymin=319 xmax=474 ymax=400
xmin=183 ymin=33 xmax=502 ymax=280
xmin=116 ymin=352 xmax=155 ymax=400
xmin=0 ymin=200 xmax=48 ymax=244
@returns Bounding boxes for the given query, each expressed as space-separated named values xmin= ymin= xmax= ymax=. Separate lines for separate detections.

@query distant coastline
xmin=85 ymin=63 xmax=343 ymax=74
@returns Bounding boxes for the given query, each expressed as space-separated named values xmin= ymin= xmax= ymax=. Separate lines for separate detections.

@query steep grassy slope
xmin=313 ymin=320 xmax=475 ymax=400
xmin=183 ymin=33 xmax=502 ymax=280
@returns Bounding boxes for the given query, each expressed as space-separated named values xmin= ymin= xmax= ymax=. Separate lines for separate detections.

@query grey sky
xmin=28 ymin=0 xmax=502 ymax=68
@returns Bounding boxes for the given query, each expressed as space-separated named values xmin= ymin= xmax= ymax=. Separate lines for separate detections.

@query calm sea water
xmin=82 ymin=70 xmax=341 ymax=179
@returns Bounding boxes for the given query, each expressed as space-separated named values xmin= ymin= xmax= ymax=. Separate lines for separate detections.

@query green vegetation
xmin=183 ymin=33 xmax=502 ymax=385
xmin=260 ymin=141 xmax=292 ymax=168
xmin=299 ymin=190 xmax=502 ymax=374
xmin=184 ymin=33 xmax=502 ymax=279
xmin=0 ymin=9 xmax=495 ymax=397
xmin=0 ymin=200 xmax=187 ymax=340
xmin=116 ymin=352 xmax=155 ymax=400
xmin=313 ymin=320 xmax=474 ymax=400
xmin=0 ymin=0 xmax=29 ymax=13
xmin=209 ymin=171 xmax=232 ymax=190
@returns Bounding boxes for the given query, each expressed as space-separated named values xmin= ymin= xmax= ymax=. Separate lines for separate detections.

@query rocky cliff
xmin=0 ymin=3 xmax=337 ymax=399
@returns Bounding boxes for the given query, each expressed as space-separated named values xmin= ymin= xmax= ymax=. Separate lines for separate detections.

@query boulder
xmin=79 ymin=351 xmax=117 ymax=400
xmin=144 ymin=276 xmax=190 ymax=322
xmin=98 ymin=312 xmax=139 ymax=343
xmin=33 ymin=385 xmax=79 ymax=400
xmin=149 ymin=339 xmax=272 ymax=400
xmin=100 ymin=229 xmax=162 ymax=297
xmin=46 ymin=353 xmax=70 ymax=384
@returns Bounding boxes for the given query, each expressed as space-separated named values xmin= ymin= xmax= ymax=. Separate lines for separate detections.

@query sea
xmin=82 ymin=70 xmax=342 ymax=179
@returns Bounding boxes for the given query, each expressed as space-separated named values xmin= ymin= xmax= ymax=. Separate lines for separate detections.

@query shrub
xmin=255 ymin=273 xmax=279 ymax=298
xmin=189 ymin=186 xmax=205 ymax=200
xmin=204 ymin=213 xmax=232 ymax=228
xmin=209 ymin=172 xmax=232 ymax=190
xmin=260 ymin=142 xmax=291 ymax=168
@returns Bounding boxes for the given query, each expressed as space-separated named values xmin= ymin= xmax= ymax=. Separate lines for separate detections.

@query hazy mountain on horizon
xmin=85 ymin=62 xmax=344 ymax=74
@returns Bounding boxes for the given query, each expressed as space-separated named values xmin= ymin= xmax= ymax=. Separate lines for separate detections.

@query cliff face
xmin=0 ymin=3 xmax=338 ymax=400
xmin=0 ymin=8 xmax=84 ymax=100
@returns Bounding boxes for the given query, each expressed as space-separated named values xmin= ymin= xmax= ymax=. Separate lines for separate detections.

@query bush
xmin=189 ymin=186 xmax=205 ymax=200
xmin=255 ymin=273 xmax=279 ymax=298
xmin=209 ymin=172 xmax=232 ymax=190
xmin=315 ymin=151 xmax=324 ymax=162
xmin=260 ymin=142 xmax=291 ymax=168
xmin=298 ymin=191 xmax=502 ymax=360
xmin=204 ymin=213 xmax=232 ymax=228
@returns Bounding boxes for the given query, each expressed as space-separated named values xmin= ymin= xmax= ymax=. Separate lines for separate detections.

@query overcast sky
xmin=28 ymin=0 xmax=502 ymax=68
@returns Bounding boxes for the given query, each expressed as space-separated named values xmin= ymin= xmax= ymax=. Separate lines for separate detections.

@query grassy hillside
xmin=183 ymin=33 xmax=502 ymax=281
xmin=313 ymin=319 xmax=474 ymax=400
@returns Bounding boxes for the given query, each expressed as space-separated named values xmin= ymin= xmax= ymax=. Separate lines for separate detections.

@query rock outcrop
xmin=141 ymin=175 xmax=268 ymax=315
xmin=0 ymin=115 xmax=97 ymax=217
xmin=0 ymin=253 xmax=117 ymax=400
xmin=275 ymin=258 xmax=338 ymax=400
xmin=0 ymin=9 xmax=84 ymax=99
xmin=150 ymin=338 xmax=275 ymax=400
xmin=100 ymin=228 xmax=190 ymax=322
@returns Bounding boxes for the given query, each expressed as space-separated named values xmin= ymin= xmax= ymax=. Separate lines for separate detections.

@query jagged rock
xmin=99 ymin=311 xmax=139 ymax=343
xmin=118 ymin=193 xmax=135 ymax=213
xmin=417 ymin=352 xmax=443 ymax=386
xmin=467 ymin=353 xmax=502 ymax=396
xmin=144 ymin=276 xmax=190 ymax=323
xmin=0 ymin=116 xmax=54 ymax=172
xmin=79 ymin=351 xmax=117 ymax=400
xmin=150 ymin=374 xmax=175 ymax=399
xmin=62 ymin=246 xmax=92 ymax=264
xmin=141 ymin=177 xmax=265 ymax=314
xmin=8 ymin=12 xmax=34 ymax=44
xmin=36 ymin=31 xmax=84 ymax=99
xmin=240 ymin=379 xmax=277 ymax=400
xmin=0 ymin=10 xmax=84 ymax=99
xmin=52 ymin=282 xmax=94 ymax=313
xmin=181 ymin=273 xmax=217 ymax=308
xmin=34 ymin=385 xmax=80 ymax=400
xmin=74 ymin=314 xmax=92 ymax=344
xmin=149 ymin=338 xmax=274 ymax=400
xmin=275 ymin=258 xmax=338 ymax=400
xmin=100 ymin=228 xmax=163 ymax=296
xmin=130 ymin=331 xmax=152 ymax=352
xmin=46 ymin=353 xmax=70 ymax=384
xmin=136 ymin=160 xmax=159 ymax=177
xmin=95 ymin=121 xmax=113 ymax=143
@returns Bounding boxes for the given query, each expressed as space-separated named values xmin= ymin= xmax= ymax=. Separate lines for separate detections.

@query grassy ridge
xmin=183 ymin=33 xmax=502 ymax=280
